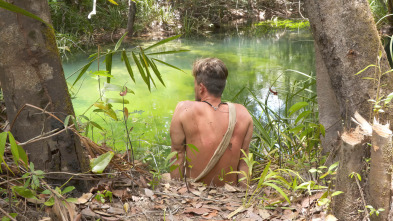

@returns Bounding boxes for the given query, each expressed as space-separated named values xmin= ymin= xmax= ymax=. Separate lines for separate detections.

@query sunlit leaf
xmin=187 ymin=144 xmax=199 ymax=154
xmin=90 ymin=70 xmax=113 ymax=78
xmin=144 ymin=34 xmax=182 ymax=51
xmin=107 ymin=0 xmax=118 ymax=5
xmin=103 ymin=82 xmax=126 ymax=92
xmin=121 ymin=50 xmax=135 ymax=82
xmin=72 ymin=60 xmax=93 ymax=86
xmin=148 ymin=58 xmax=165 ymax=86
xmin=44 ymin=197 xmax=55 ymax=206
xmin=132 ymin=52 xmax=150 ymax=90
xmin=90 ymin=121 xmax=104 ymax=131
xmin=90 ymin=151 xmax=115 ymax=174
xmin=355 ymin=64 xmax=376 ymax=75
xmin=146 ymin=49 xmax=190 ymax=56
xmin=114 ymin=32 xmax=127 ymax=51
xmin=152 ymin=58 xmax=186 ymax=73
xmin=331 ymin=191 xmax=344 ymax=197
xmin=384 ymin=92 xmax=393 ymax=105
xmin=166 ymin=151 xmax=178 ymax=162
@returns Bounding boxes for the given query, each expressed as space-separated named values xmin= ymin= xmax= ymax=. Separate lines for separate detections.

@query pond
xmin=63 ymin=30 xmax=315 ymax=166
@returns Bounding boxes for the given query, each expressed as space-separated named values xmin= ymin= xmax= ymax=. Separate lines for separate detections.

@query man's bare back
xmin=170 ymin=100 xmax=253 ymax=186
xmin=170 ymin=58 xmax=253 ymax=187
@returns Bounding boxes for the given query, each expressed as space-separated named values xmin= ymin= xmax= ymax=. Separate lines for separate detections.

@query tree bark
xmin=387 ymin=0 xmax=393 ymax=27
xmin=304 ymin=0 xmax=393 ymax=128
xmin=314 ymin=42 xmax=342 ymax=159
xmin=333 ymin=129 xmax=365 ymax=221
xmin=368 ymin=122 xmax=392 ymax=221
xmin=127 ymin=1 xmax=137 ymax=38
xmin=0 ymin=0 xmax=90 ymax=191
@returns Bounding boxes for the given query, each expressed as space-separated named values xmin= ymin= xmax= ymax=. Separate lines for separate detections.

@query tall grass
xmin=233 ymin=70 xmax=323 ymax=170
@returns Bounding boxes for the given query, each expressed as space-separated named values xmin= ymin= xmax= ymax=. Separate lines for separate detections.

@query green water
xmin=63 ymin=30 xmax=315 ymax=164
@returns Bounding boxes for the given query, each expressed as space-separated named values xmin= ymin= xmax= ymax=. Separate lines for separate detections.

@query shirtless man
xmin=170 ymin=58 xmax=253 ymax=187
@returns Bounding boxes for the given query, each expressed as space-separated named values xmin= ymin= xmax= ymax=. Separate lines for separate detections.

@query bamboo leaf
xmin=114 ymin=32 xmax=127 ymax=51
xmin=139 ymin=52 xmax=156 ymax=88
xmin=105 ymin=53 xmax=113 ymax=83
xmin=121 ymin=50 xmax=135 ymax=82
xmin=72 ymin=60 xmax=93 ymax=86
xmin=8 ymin=132 xmax=19 ymax=165
xmin=148 ymin=58 xmax=165 ymax=86
xmin=146 ymin=49 xmax=190 ymax=55
xmin=90 ymin=151 xmax=114 ymax=174
xmin=91 ymin=70 xmax=113 ymax=78
xmin=0 ymin=0 xmax=53 ymax=29
xmin=152 ymin=58 xmax=186 ymax=73
xmin=295 ymin=110 xmax=311 ymax=124
xmin=17 ymin=145 xmax=28 ymax=168
xmin=132 ymin=52 xmax=150 ymax=90
xmin=289 ymin=102 xmax=309 ymax=117
xmin=90 ymin=121 xmax=104 ymax=131
xmin=0 ymin=132 xmax=7 ymax=172
xmin=187 ymin=144 xmax=199 ymax=155
xmin=107 ymin=0 xmax=118 ymax=5
xmin=355 ymin=64 xmax=376 ymax=75
xmin=257 ymin=161 xmax=271 ymax=189
xmin=264 ymin=182 xmax=290 ymax=203
xmin=144 ymin=34 xmax=182 ymax=51
xmin=384 ymin=92 xmax=393 ymax=105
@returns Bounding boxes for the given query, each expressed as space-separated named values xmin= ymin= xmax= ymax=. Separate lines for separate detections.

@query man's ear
xmin=199 ymin=83 xmax=206 ymax=93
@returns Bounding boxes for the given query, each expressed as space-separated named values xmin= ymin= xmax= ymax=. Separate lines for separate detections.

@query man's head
xmin=192 ymin=58 xmax=228 ymax=101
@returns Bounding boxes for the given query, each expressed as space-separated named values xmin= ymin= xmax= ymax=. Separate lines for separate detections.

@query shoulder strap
xmin=194 ymin=102 xmax=237 ymax=182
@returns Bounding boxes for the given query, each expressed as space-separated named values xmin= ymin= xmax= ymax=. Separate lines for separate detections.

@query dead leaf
xmin=301 ymin=192 xmax=324 ymax=208
xmin=209 ymin=189 xmax=217 ymax=194
xmin=198 ymin=186 xmax=207 ymax=192
xmin=191 ymin=190 xmax=201 ymax=196
xmin=258 ymin=209 xmax=271 ymax=219
xmin=112 ymin=189 xmax=130 ymax=200
xmin=161 ymin=173 xmax=171 ymax=182
xmin=178 ymin=187 xmax=188 ymax=194
xmin=76 ymin=193 xmax=93 ymax=204
xmin=107 ymin=207 xmax=125 ymax=215
xmin=224 ymin=183 xmax=237 ymax=192
xmin=202 ymin=210 xmax=218 ymax=218
xmin=81 ymin=208 xmax=100 ymax=219
xmin=184 ymin=207 xmax=211 ymax=215
xmin=325 ymin=214 xmax=338 ymax=221
xmin=227 ymin=206 xmax=245 ymax=219
xmin=144 ymin=188 xmax=154 ymax=198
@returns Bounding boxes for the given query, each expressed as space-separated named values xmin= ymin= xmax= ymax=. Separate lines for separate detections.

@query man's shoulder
xmin=230 ymin=103 xmax=252 ymax=120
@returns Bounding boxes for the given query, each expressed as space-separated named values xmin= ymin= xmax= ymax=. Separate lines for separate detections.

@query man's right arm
xmin=170 ymin=102 xmax=187 ymax=180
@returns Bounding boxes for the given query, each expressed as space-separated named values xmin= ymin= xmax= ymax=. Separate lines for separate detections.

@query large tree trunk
xmin=127 ymin=0 xmax=137 ymax=38
xmin=0 ymin=0 xmax=90 ymax=191
xmin=387 ymin=0 xmax=393 ymax=27
xmin=304 ymin=0 xmax=393 ymax=220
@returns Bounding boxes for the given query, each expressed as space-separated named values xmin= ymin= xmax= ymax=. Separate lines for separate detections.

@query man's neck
xmin=200 ymin=95 xmax=222 ymax=106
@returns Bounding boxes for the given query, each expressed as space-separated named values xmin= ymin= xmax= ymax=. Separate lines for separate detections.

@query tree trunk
xmin=304 ymin=0 xmax=393 ymax=128
xmin=333 ymin=129 xmax=366 ymax=221
xmin=369 ymin=122 xmax=392 ymax=221
xmin=0 ymin=0 xmax=90 ymax=191
xmin=387 ymin=0 xmax=393 ymax=27
xmin=127 ymin=1 xmax=137 ymax=38
xmin=314 ymin=42 xmax=342 ymax=160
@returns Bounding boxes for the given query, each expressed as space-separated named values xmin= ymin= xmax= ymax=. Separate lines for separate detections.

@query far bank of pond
xmin=63 ymin=29 xmax=315 ymax=165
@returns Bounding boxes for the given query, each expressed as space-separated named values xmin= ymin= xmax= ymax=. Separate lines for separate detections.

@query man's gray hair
xmin=192 ymin=58 xmax=228 ymax=97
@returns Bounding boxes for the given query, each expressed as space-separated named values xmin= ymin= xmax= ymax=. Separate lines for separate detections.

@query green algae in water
xmin=63 ymin=30 xmax=315 ymax=169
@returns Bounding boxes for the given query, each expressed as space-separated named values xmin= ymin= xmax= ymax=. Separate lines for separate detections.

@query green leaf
xmin=289 ymin=102 xmax=309 ymax=117
xmin=105 ymin=53 xmax=113 ymax=83
xmin=166 ymin=151 xmax=178 ymax=162
xmin=0 ymin=0 xmax=53 ymax=29
xmin=257 ymin=161 xmax=271 ymax=189
xmin=105 ymin=98 xmax=129 ymax=104
xmin=41 ymin=189 xmax=51 ymax=195
xmin=309 ymin=168 xmax=318 ymax=173
xmin=121 ymin=50 xmax=135 ymax=82
xmin=144 ymin=34 xmax=182 ymax=51
xmin=66 ymin=197 xmax=78 ymax=203
xmin=152 ymin=58 xmax=186 ymax=73
xmin=107 ymin=0 xmax=118 ymax=5
xmin=17 ymin=145 xmax=28 ymax=167
xmin=187 ymin=144 xmax=199 ymax=154
xmin=148 ymin=58 xmax=165 ymax=86
xmin=264 ymin=182 xmax=290 ymax=203
xmin=8 ymin=132 xmax=19 ymax=165
xmin=332 ymin=191 xmax=344 ymax=196
xmin=0 ymin=132 xmax=7 ymax=172
xmin=295 ymin=110 xmax=311 ymax=124
xmin=328 ymin=161 xmax=339 ymax=172
xmin=114 ymin=32 xmax=127 ymax=51
xmin=44 ymin=197 xmax=55 ymax=206
xmin=90 ymin=121 xmax=104 ymax=131
xmin=12 ymin=186 xmax=37 ymax=199
xmin=384 ymin=92 xmax=393 ymax=105
xmin=355 ymin=64 xmax=376 ymax=75
xmin=1 ymin=213 xmax=17 ymax=221
xmin=72 ymin=60 xmax=93 ymax=86
xmin=90 ymin=70 xmax=114 ymax=78
xmin=64 ymin=115 xmax=71 ymax=129
xmin=139 ymin=52 xmax=156 ymax=88
xmin=146 ymin=49 xmax=190 ymax=56
xmin=357 ymin=173 xmax=362 ymax=181
xmin=90 ymin=151 xmax=115 ymax=174
xmin=62 ymin=186 xmax=75 ymax=195
xmin=132 ymin=52 xmax=150 ymax=91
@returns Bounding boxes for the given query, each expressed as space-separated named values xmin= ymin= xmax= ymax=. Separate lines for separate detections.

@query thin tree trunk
xmin=368 ymin=122 xmax=392 ymax=221
xmin=0 ymin=0 xmax=90 ymax=191
xmin=333 ymin=129 xmax=365 ymax=221
xmin=127 ymin=1 xmax=137 ymax=37
xmin=387 ymin=0 xmax=393 ymax=27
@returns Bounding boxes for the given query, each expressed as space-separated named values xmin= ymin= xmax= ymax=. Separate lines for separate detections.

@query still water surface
xmin=63 ymin=31 xmax=315 ymax=156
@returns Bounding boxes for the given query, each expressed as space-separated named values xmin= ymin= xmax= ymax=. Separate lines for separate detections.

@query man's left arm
xmin=237 ymin=113 xmax=253 ymax=188
xmin=170 ymin=102 xmax=187 ymax=180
